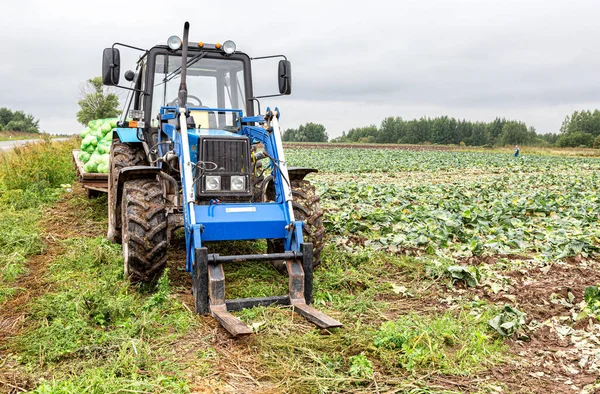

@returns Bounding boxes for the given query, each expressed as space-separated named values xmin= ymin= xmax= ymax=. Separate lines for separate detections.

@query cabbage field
xmin=288 ymin=148 xmax=600 ymax=262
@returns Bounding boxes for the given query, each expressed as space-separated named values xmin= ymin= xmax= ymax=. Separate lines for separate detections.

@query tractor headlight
xmin=167 ymin=35 xmax=182 ymax=51
xmin=222 ymin=40 xmax=236 ymax=55
xmin=205 ymin=175 xmax=221 ymax=191
xmin=230 ymin=175 xmax=245 ymax=191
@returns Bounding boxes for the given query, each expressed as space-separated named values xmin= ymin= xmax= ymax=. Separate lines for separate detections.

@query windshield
xmin=151 ymin=54 xmax=247 ymax=126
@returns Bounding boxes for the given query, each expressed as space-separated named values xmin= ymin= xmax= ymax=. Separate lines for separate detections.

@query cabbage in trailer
xmin=78 ymin=118 xmax=117 ymax=173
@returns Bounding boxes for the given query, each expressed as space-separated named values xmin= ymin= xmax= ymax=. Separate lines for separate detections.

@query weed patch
xmin=0 ymin=139 xmax=77 ymax=209
xmin=0 ymin=208 xmax=45 ymax=303
xmin=373 ymin=310 xmax=506 ymax=375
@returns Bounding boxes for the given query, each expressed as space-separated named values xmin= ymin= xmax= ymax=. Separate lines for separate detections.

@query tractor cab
xmin=102 ymin=37 xmax=292 ymax=203
xmin=148 ymin=43 xmax=251 ymax=128
xmin=105 ymin=39 xmax=256 ymax=146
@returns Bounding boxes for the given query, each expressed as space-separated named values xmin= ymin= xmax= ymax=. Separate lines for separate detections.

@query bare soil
xmin=454 ymin=256 xmax=600 ymax=393
xmin=496 ymin=260 xmax=600 ymax=393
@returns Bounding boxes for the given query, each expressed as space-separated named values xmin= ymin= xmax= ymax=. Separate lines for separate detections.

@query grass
xmin=9 ymin=226 xmax=507 ymax=392
xmin=239 ymin=307 xmax=506 ymax=393
xmin=373 ymin=310 xmax=506 ymax=374
xmin=0 ymin=139 xmax=77 ymax=303
xmin=0 ymin=209 xmax=45 ymax=302
xmin=0 ymin=131 xmax=46 ymax=142
xmin=0 ymin=131 xmax=69 ymax=141
xmin=222 ymin=248 xmax=507 ymax=393
xmin=0 ymin=138 xmax=77 ymax=199
xmin=0 ymin=140 xmax=194 ymax=392
xmin=15 ymin=237 xmax=195 ymax=393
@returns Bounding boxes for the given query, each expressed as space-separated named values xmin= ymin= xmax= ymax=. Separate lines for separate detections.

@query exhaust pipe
xmin=178 ymin=21 xmax=190 ymax=108
xmin=176 ymin=21 xmax=197 ymax=219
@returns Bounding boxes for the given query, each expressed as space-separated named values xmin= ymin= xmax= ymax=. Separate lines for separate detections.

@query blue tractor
xmin=101 ymin=22 xmax=341 ymax=335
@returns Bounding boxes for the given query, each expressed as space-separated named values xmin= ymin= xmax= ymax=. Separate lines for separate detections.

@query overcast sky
xmin=2 ymin=0 xmax=600 ymax=137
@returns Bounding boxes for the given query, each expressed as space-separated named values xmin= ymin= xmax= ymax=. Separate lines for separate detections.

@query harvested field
xmin=1 ymin=142 xmax=599 ymax=393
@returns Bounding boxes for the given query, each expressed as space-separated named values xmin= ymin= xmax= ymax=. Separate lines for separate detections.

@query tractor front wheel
xmin=121 ymin=178 xmax=168 ymax=283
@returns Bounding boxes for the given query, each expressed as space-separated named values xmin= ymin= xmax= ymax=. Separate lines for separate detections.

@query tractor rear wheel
xmin=291 ymin=179 xmax=325 ymax=265
xmin=269 ymin=179 xmax=325 ymax=274
xmin=121 ymin=178 xmax=168 ymax=283
xmin=107 ymin=140 xmax=148 ymax=243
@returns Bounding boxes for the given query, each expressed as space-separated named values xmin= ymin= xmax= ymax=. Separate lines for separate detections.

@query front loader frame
xmin=156 ymin=105 xmax=341 ymax=335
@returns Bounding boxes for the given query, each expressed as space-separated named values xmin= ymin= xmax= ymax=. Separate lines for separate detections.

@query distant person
xmin=514 ymin=145 xmax=520 ymax=157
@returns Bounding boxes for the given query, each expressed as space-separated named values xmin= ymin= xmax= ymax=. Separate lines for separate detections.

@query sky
xmin=1 ymin=0 xmax=600 ymax=138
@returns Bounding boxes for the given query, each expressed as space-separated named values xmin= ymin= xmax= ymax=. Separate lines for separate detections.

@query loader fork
xmin=192 ymin=243 xmax=342 ymax=336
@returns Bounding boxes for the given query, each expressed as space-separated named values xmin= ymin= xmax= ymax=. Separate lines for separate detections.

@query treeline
xmin=0 ymin=108 xmax=40 ymax=133
xmin=331 ymin=116 xmax=550 ymax=146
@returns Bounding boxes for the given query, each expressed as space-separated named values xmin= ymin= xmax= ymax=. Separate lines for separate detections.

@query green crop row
xmin=287 ymin=148 xmax=600 ymax=174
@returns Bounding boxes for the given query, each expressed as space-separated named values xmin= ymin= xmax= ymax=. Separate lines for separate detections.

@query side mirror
xmin=102 ymin=48 xmax=121 ymax=86
xmin=278 ymin=60 xmax=292 ymax=95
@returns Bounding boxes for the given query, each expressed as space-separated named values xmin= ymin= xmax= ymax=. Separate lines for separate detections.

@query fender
xmin=115 ymin=127 xmax=143 ymax=143
xmin=288 ymin=167 xmax=318 ymax=182
xmin=116 ymin=166 xmax=163 ymax=210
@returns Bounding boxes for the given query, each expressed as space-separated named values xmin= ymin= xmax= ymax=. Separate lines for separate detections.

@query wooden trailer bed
xmin=72 ymin=150 xmax=108 ymax=197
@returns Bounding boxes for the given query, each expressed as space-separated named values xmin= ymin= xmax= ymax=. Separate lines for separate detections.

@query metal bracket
xmin=208 ymin=263 xmax=253 ymax=336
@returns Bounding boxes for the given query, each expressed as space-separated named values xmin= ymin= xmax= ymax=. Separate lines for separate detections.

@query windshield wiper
xmin=161 ymin=51 xmax=207 ymax=85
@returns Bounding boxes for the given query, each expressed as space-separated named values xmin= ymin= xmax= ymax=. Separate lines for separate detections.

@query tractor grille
xmin=196 ymin=136 xmax=252 ymax=199
xmin=202 ymin=138 xmax=248 ymax=173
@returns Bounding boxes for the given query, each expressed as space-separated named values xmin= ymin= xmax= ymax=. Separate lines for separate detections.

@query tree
xmin=539 ymin=133 xmax=560 ymax=145
xmin=431 ymin=116 xmax=456 ymax=144
xmin=282 ymin=123 xmax=328 ymax=142
xmin=0 ymin=108 xmax=13 ymax=126
xmin=499 ymin=121 xmax=533 ymax=146
xmin=329 ymin=115 xmax=550 ymax=146
xmin=345 ymin=125 xmax=378 ymax=142
xmin=76 ymin=76 xmax=120 ymax=126
xmin=379 ymin=117 xmax=404 ymax=143
xmin=559 ymin=110 xmax=600 ymax=138
xmin=556 ymin=132 xmax=594 ymax=148
xmin=302 ymin=123 xmax=328 ymax=142
xmin=0 ymin=108 xmax=40 ymax=133
xmin=469 ymin=122 xmax=489 ymax=146
xmin=402 ymin=118 xmax=429 ymax=144
xmin=486 ymin=118 xmax=507 ymax=145
xmin=560 ymin=114 xmax=571 ymax=134
xmin=282 ymin=127 xmax=302 ymax=142
xmin=330 ymin=131 xmax=347 ymax=143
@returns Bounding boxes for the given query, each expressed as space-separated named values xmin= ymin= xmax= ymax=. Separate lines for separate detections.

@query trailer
xmin=72 ymin=150 xmax=108 ymax=198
